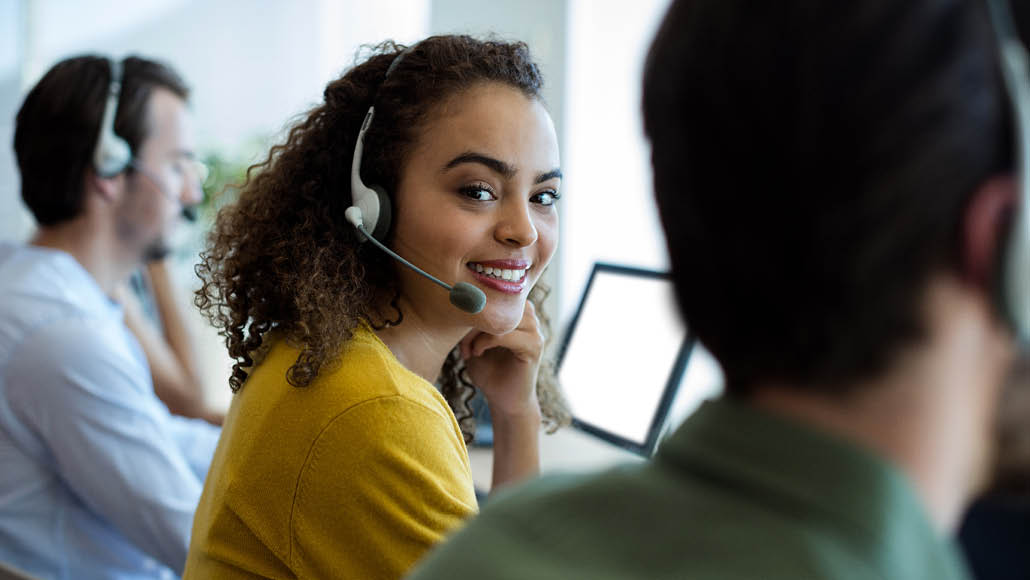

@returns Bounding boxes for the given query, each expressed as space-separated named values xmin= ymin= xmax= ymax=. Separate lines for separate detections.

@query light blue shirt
xmin=0 ymin=242 xmax=220 ymax=579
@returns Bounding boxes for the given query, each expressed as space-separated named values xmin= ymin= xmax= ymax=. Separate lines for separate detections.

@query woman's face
xmin=390 ymin=82 xmax=560 ymax=335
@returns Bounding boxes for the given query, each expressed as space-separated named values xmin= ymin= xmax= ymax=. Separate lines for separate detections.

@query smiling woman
xmin=185 ymin=36 xmax=569 ymax=579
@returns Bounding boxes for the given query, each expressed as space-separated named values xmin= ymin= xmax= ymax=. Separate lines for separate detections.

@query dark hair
xmin=642 ymin=0 xmax=1017 ymax=396
xmin=14 ymin=55 xmax=190 ymax=226
xmin=195 ymin=35 xmax=570 ymax=440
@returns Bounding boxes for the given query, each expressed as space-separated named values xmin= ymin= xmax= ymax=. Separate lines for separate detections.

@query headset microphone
xmin=345 ymin=207 xmax=486 ymax=314
xmin=345 ymin=47 xmax=488 ymax=315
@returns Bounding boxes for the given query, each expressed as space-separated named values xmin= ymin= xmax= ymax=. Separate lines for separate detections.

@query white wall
xmin=561 ymin=0 xmax=672 ymax=317
xmin=430 ymin=0 xmax=567 ymax=146
xmin=0 ymin=0 xmax=28 ymax=241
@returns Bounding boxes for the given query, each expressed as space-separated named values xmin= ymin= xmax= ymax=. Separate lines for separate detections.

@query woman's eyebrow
xmin=443 ymin=152 xmax=562 ymax=185
xmin=535 ymin=169 xmax=562 ymax=184
xmin=443 ymin=152 xmax=516 ymax=179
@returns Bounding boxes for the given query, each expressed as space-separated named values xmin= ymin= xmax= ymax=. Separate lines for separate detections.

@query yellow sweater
xmin=183 ymin=324 xmax=478 ymax=579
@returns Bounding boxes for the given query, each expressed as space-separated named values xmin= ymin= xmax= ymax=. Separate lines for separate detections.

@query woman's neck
xmin=372 ymin=297 xmax=469 ymax=384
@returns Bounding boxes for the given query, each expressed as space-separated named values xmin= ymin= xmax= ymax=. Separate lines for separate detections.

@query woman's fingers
xmin=465 ymin=303 xmax=544 ymax=362
xmin=460 ymin=329 xmax=481 ymax=360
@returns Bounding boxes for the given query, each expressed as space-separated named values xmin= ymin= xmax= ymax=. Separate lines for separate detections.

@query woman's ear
xmin=962 ymin=175 xmax=1018 ymax=287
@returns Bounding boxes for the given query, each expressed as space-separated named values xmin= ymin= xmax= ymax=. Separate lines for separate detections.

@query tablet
xmin=556 ymin=263 xmax=692 ymax=455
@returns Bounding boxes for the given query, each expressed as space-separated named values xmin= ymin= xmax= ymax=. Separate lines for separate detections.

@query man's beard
xmin=142 ymin=238 xmax=172 ymax=262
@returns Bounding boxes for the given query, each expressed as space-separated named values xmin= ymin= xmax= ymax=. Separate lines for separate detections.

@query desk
xmin=469 ymin=426 xmax=644 ymax=493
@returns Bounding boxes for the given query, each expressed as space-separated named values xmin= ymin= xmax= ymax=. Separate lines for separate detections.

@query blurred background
xmin=1 ymin=0 xmax=676 ymax=412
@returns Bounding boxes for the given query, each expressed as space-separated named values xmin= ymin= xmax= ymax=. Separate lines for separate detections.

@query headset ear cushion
xmin=993 ymin=207 xmax=1015 ymax=317
xmin=371 ymin=185 xmax=392 ymax=240
xmin=1000 ymin=207 xmax=1030 ymax=338
xmin=95 ymin=134 xmax=131 ymax=177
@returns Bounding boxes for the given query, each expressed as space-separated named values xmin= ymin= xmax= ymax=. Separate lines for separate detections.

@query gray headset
xmin=92 ymin=58 xmax=132 ymax=178
xmin=988 ymin=0 xmax=1030 ymax=344
xmin=346 ymin=50 xmax=411 ymax=242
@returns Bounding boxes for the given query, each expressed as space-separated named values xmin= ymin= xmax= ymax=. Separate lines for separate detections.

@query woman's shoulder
xmin=304 ymin=323 xmax=449 ymax=413
xmin=232 ymin=324 xmax=457 ymax=445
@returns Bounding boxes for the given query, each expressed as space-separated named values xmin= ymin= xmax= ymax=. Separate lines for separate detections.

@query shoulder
xmin=0 ymin=246 xmax=127 ymax=381
xmin=7 ymin=314 xmax=141 ymax=378
xmin=227 ymin=330 xmax=468 ymax=484
xmin=413 ymin=460 xmax=895 ymax=580
xmin=253 ymin=327 xmax=453 ymax=421
xmin=409 ymin=471 xmax=619 ymax=580
xmin=292 ymin=395 xmax=473 ymax=509
xmin=474 ymin=466 xmax=651 ymax=533
xmin=310 ymin=326 xmax=454 ymax=420
xmin=4 ymin=314 xmax=150 ymax=416
xmin=0 ymin=244 xmax=109 ymax=319
xmin=301 ymin=394 xmax=468 ymax=470
xmin=22 ymin=312 xmax=135 ymax=360
xmin=290 ymin=395 xmax=477 ymax=546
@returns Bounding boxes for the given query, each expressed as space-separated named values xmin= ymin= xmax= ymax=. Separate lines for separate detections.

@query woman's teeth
xmin=472 ymin=263 xmax=527 ymax=281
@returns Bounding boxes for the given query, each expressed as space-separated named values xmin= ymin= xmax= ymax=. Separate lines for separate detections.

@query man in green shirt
xmin=410 ymin=1 xmax=1029 ymax=579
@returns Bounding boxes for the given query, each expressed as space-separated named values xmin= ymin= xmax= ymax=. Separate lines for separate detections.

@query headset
xmin=92 ymin=58 xmax=132 ymax=178
xmin=90 ymin=57 xmax=198 ymax=222
xmin=345 ymin=48 xmax=487 ymax=314
xmin=988 ymin=0 xmax=1030 ymax=344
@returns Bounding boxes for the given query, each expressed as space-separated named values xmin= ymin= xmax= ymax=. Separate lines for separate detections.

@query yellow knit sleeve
xmin=289 ymin=395 xmax=478 ymax=579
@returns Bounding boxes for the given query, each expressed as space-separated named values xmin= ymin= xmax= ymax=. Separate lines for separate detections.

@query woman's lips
xmin=467 ymin=262 xmax=530 ymax=295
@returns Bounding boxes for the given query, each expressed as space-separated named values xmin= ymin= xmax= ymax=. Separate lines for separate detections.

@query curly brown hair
xmin=195 ymin=35 xmax=569 ymax=441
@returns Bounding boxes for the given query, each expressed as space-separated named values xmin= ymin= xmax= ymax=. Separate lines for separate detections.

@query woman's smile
xmin=467 ymin=260 xmax=532 ymax=294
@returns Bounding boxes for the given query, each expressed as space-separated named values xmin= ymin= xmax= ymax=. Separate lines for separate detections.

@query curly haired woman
xmin=183 ymin=35 xmax=569 ymax=579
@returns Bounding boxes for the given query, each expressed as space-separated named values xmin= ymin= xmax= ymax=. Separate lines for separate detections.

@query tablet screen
xmin=557 ymin=264 xmax=690 ymax=454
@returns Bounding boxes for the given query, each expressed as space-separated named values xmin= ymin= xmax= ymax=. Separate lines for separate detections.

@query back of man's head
xmin=14 ymin=55 xmax=189 ymax=227
xmin=643 ymin=0 xmax=1030 ymax=396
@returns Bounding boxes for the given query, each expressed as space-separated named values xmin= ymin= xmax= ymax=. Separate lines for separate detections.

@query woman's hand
xmin=459 ymin=300 xmax=544 ymax=419
xmin=460 ymin=300 xmax=544 ymax=489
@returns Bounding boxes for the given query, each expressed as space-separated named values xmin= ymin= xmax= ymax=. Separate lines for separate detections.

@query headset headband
xmin=92 ymin=57 xmax=132 ymax=177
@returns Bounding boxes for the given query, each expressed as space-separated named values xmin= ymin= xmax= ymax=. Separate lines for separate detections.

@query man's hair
xmin=14 ymin=55 xmax=190 ymax=226
xmin=642 ymin=0 xmax=1024 ymax=396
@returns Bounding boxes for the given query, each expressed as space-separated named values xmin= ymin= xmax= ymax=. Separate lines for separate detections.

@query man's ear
xmin=85 ymin=170 xmax=125 ymax=205
xmin=962 ymin=175 xmax=1017 ymax=288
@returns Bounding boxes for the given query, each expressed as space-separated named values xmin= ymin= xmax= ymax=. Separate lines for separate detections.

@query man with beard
xmin=0 ymin=55 xmax=219 ymax=578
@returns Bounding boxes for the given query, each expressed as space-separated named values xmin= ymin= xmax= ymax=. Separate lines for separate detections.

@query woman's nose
xmin=495 ymin=200 xmax=538 ymax=247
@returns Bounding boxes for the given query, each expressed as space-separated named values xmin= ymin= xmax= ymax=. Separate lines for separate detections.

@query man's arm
xmin=166 ymin=413 xmax=221 ymax=481
xmin=117 ymin=261 xmax=223 ymax=425
xmin=6 ymin=318 xmax=211 ymax=574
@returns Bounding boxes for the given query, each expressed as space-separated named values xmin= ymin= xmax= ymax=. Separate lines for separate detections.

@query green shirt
xmin=410 ymin=398 xmax=971 ymax=580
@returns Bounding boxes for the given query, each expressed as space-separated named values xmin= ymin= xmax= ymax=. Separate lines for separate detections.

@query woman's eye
xmin=531 ymin=191 xmax=561 ymax=206
xmin=459 ymin=184 xmax=495 ymax=201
